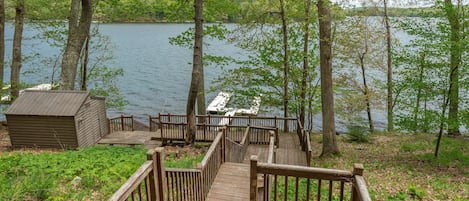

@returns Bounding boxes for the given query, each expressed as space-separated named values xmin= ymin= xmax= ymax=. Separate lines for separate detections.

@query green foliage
xmin=312 ymin=133 xmax=469 ymax=200
xmin=5 ymin=0 xmax=243 ymax=23
xmin=0 ymin=145 xmax=210 ymax=200
xmin=346 ymin=125 xmax=371 ymax=143
xmin=83 ymin=27 xmax=128 ymax=109
xmin=212 ymin=22 xmax=320 ymax=114
xmin=165 ymin=152 xmax=205 ymax=168
xmin=394 ymin=3 xmax=469 ymax=133
xmin=422 ymin=137 xmax=469 ymax=169
xmin=333 ymin=15 xmax=386 ymax=129
xmin=407 ymin=184 xmax=426 ymax=200
xmin=387 ymin=192 xmax=411 ymax=201
xmin=274 ymin=176 xmax=349 ymax=200
xmin=29 ymin=22 xmax=127 ymax=109
xmin=347 ymin=6 xmax=441 ymax=17
xmin=0 ymin=146 xmax=147 ymax=200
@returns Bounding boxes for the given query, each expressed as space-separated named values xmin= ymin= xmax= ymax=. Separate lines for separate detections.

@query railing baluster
xmin=340 ymin=181 xmax=345 ymax=201
xmin=295 ymin=177 xmax=299 ymax=201
xmin=318 ymin=179 xmax=322 ymax=201
xmin=274 ymin=175 xmax=278 ymax=201
xmin=284 ymin=176 xmax=288 ymax=201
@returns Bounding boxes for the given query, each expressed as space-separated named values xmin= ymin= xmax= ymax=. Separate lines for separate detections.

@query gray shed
xmin=5 ymin=90 xmax=108 ymax=148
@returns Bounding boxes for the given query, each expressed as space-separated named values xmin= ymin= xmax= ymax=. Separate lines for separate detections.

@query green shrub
xmin=346 ymin=125 xmax=371 ymax=143
xmin=0 ymin=145 xmax=147 ymax=200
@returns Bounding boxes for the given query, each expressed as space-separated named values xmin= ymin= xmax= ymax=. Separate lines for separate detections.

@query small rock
xmin=71 ymin=176 xmax=82 ymax=187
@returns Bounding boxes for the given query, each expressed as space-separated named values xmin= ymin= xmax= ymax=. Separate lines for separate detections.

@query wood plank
xmin=206 ymin=163 xmax=250 ymax=201
xmin=244 ymin=133 xmax=307 ymax=166
xmin=98 ymin=131 xmax=158 ymax=145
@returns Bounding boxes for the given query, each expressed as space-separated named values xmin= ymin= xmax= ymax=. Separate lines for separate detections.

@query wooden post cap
xmin=353 ymin=163 xmax=364 ymax=176
xmin=251 ymin=155 xmax=258 ymax=161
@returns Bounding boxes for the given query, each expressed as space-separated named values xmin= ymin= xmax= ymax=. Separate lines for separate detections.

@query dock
xmin=206 ymin=91 xmax=261 ymax=116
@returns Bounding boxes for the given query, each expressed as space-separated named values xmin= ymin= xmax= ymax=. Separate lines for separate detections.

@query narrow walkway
xmin=206 ymin=163 xmax=250 ymax=201
xmin=98 ymin=131 xmax=161 ymax=149
xmin=207 ymin=133 xmax=308 ymax=200
xmin=276 ymin=133 xmax=307 ymax=166
xmin=243 ymin=133 xmax=307 ymax=166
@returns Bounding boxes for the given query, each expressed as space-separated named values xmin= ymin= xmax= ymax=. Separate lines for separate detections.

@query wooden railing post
xmin=107 ymin=118 xmax=111 ymax=134
xmin=203 ymin=123 xmax=206 ymax=141
xmin=352 ymin=163 xmax=364 ymax=201
xmin=196 ymin=163 xmax=208 ymax=200
xmin=250 ymin=155 xmax=258 ymax=201
xmin=221 ymin=127 xmax=226 ymax=163
xmin=147 ymin=149 xmax=157 ymax=201
xmin=275 ymin=128 xmax=279 ymax=148
xmin=120 ymin=114 xmax=124 ymax=131
xmin=147 ymin=147 xmax=166 ymax=201
xmin=149 ymin=115 xmax=152 ymax=132
xmin=274 ymin=116 xmax=277 ymax=129
xmin=131 ymin=115 xmax=134 ymax=131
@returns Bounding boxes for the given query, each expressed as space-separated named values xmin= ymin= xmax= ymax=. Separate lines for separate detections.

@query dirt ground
xmin=0 ymin=123 xmax=11 ymax=151
xmin=162 ymin=143 xmax=210 ymax=159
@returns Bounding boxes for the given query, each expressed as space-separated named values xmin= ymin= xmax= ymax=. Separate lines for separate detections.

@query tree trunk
xmin=444 ymin=0 xmax=461 ymax=136
xmin=186 ymin=0 xmax=204 ymax=145
xmin=197 ymin=73 xmax=206 ymax=123
xmin=300 ymin=0 xmax=311 ymax=129
xmin=317 ymin=0 xmax=339 ymax=156
xmin=10 ymin=0 xmax=24 ymax=100
xmin=0 ymin=0 xmax=5 ymax=85
xmin=280 ymin=0 xmax=289 ymax=131
xmin=80 ymin=33 xmax=90 ymax=91
xmin=359 ymin=57 xmax=373 ymax=132
xmin=384 ymin=0 xmax=393 ymax=132
xmin=413 ymin=53 xmax=425 ymax=132
xmin=59 ymin=0 xmax=92 ymax=90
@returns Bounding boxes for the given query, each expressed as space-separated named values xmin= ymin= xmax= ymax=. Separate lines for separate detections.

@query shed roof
xmin=6 ymin=90 xmax=90 ymax=116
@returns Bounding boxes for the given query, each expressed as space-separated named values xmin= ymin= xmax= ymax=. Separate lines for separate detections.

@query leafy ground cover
xmin=0 ymin=144 xmax=207 ymax=201
xmin=310 ymin=133 xmax=469 ymax=201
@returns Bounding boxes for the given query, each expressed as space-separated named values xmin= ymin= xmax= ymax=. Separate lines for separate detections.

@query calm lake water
xmin=2 ymin=23 xmax=417 ymax=132
xmin=3 ymin=23 xmax=244 ymax=119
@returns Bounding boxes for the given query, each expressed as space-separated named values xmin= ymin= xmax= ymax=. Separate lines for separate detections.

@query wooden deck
xmin=207 ymin=133 xmax=307 ymax=201
xmin=276 ymin=133 xmax=307 ymax=166
xmin=98 ymin=131 xmax=160 ymax=145
xmin=243 ymin=133 xmax=307 ymax=166
xmin=206 ymin=163 xmax=250 ymax=201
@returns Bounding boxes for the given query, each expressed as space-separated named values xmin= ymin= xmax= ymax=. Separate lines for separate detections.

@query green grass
xmin=0 ymin=145 xmax=206 ymax=200
xmin=310 ymin=133 xmax=469 ymax=201
xmin=165 ymin=152 xmax=205 ymax=168
xmin=0 ymin=145 xmax=147 ymax=200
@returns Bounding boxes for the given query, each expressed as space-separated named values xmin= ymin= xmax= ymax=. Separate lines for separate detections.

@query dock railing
xmin=109 ymin=128 xmax=229 ymax=201
xmin=108 ymin=115 xmax=134 ymax=133
xmin=149 ymin=116 xmax=159 ymax=132
xmin=109 ymin=147 xmax=165 ymax=201
xmin=250 ymin=158 xmax=371 ymax=201
xmin=297 ymin=120 xmax=312 ymax=166
xmin=157 ymin=113 xmax=287 ymax=144
xmin=109 ymin=125 xmax=283 ymax=201
xmin=157 ymin=113 xmax=299 ymax=133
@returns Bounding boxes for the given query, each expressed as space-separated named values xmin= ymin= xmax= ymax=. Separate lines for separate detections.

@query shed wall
xmin=6 ymin=115 xmax=78 ymax=148
xmin=95 ymin=98 xmax=109 ymax=136
xmin=75 ymin=97 xmax=106 ymax=147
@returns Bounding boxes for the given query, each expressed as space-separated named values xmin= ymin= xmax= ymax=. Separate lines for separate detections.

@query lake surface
xmin=3 ymin=23 xmax=244 ymax=118
xmin=2 ymin=23 xmax=416 ymax=132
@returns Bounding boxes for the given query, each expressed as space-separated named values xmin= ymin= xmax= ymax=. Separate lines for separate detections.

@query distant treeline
xmin=347 ymin=6 xmax=446 ymax=17
xmin=4 ymin=0 xmax=462 ymax=23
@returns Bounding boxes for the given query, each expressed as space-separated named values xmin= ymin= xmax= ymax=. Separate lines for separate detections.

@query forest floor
xmin=1 ymin=122 xmax=467 ymax=200
xmin=310 ymin=132 xmax=469 ymax=201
